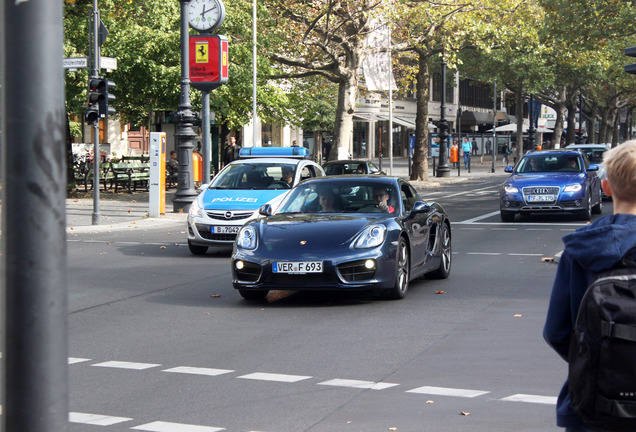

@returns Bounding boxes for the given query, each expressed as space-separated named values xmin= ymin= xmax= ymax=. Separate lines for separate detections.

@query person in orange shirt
xmin=450 ymin=140 xmax=459 ymax=169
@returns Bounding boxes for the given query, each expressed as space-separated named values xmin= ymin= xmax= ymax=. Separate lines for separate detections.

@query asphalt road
xmin=64 ymin=177 xmax=611 ymax=432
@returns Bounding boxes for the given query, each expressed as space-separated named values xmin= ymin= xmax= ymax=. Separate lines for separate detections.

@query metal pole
xmin=437 ymin=55 xmax=450 ymax=177
xmin=91 ymin=0 xmax=101 ymax=224
xmin=252 ymin=0 xmax=258 ymax=147
xmin=492 ymin=81 xmax=497 ymax=173
xmin=202 ymin=90 xmax=211 ymax=183
xmin=528 ymin=94 xmax=536 ymax=150
xmin=388 ymin=25 xmax=393 ymax=175
xmin=173 ymin=0 xmax=198 ymax=212
xmin=2 ymin=0 xmax=69 ymax=430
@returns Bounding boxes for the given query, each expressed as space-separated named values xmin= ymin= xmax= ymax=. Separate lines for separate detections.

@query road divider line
xmin=467 ymin=252 xmax=501 ymax=256
xmin=407 ymin=385 xmax=489 ymax=398
xmin=131 ymin=421 xmax=225 ymax=432
xmin=68 ymin=357 xmax=91 ymax=364
xmin=237 ymin=372 xmax=312 ymax=383
xmin=318 ymin=378 xmax=399 ymax=390
xmin=69 ymin=412 xmax=133 ymax=426
xmin=500 ymin=394 xmax=557 ymax=405
xmin=162 ymin=366 xmax=234 ymax=377
xmin=456 ymin=210 xmax=500 ymax=224
xmin=92 ymin=361 xmax=161 ymax=370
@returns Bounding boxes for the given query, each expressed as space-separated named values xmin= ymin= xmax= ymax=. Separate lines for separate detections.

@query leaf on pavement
xmin=210 ymin=294 xmax=221 ymax=298
xmin=389 ymin=428 xmax=398 ymax=431
xmin=514 ymin=314 xmax=522 ymax=317
xmin=541 ymin=257 xmax=554 ymax=262
xmin=160 ymin=245 xmax=166 ymax=249
xmin=426 ymin=400 xmax=434 ymax=404
xmin=460 ymin=411 xmax=470 ymax=416
xmin=435 ymin=290 xmax=445 ymax=294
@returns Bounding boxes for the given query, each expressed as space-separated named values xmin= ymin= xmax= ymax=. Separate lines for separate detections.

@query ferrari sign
xmin=189 ymin=34 xmax=229 ymax=91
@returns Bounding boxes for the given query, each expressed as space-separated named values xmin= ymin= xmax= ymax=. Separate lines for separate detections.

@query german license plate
xmin=211 ymin=225 xmax=240 ymax=234
xmin=273 ymin=261 xmax=323 ymax=274
xmin=528 ymin=195 xmax=555 ymax=202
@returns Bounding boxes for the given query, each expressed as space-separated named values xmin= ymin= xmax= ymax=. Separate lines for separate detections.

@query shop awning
xmin=460 ymin=110 xmax=494 ymax=125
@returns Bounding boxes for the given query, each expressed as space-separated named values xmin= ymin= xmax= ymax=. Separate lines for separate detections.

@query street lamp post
xmin=491 ymin=81 xmax=496 ymax=173
xmin=436 ymin=55 xmax=450 ymax=178
xmin=528 ymin=94 xmax=536 ymax=150
xmin=173 ymin=0 xmax=199 ymax=213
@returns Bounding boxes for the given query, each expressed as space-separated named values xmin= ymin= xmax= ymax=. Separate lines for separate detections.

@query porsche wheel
xmin=238 ymin=289 xmax=269 ymax=300
xmin=386 ymin=237 xmax=409 ymax=300
xmin=428 ymin=222 xmax=451 ymax=279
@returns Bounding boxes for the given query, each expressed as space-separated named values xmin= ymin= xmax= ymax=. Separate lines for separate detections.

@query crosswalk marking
xmin=68 ymin=357 xmax=91 ymax=364
xmin=92 ymin=361 xmax=161 ymax=370
xmin=407 ymin=385 xmax=490 ymax=398
xmin=162 ymin=366 xmax=234 ymax=377
xmin=500 ymin=394 xmax=557 ymax=405
xmin=69 ymin=412 xmax=132 ymax=426
xmin=131 ymin=421 xmax=225 ymax=432
xmin=318 ymin=378 xmax=399 ymax=390
xmin=237 ymin=372 xmax=312 ymax=383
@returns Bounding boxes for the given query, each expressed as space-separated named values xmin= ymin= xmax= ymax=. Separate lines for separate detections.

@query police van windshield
xmin=209 ymin=163 xmax=296 ymax=190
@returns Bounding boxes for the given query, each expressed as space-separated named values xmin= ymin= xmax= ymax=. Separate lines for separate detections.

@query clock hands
xmin=202 ymin=5 xmax=217 ymax=15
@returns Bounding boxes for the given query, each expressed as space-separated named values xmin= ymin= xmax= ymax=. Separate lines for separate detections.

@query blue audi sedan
xmin=500 ymin=150 xmax=603 ymax=222
xmin=232 ymin=176 xmax=452 ymax=301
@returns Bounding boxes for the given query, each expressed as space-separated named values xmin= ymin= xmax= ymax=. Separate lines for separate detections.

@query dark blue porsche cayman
xmin=500 ymin=150 xmax=603 ymax=222
xmin=231 ymin=176 xmax=452 ymax=300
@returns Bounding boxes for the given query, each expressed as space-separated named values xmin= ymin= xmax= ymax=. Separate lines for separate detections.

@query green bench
xmin=82 ymin=162 xmax=115 ymax=191
xmin=111 ymin=162 xmax=150 ymax=193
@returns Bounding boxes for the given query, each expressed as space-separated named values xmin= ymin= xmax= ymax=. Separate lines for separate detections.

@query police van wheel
xmin=188 ymin=241 xmax=208 ymax=256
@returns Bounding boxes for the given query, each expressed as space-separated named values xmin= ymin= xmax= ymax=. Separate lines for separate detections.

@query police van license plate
xmin=273 ymin=261 xmax=323 ymax=274
xmin=211 ymin=225 xmax=240 ymax=234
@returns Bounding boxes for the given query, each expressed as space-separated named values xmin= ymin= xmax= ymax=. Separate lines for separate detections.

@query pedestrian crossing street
xmin=68 ymin=356 xmax=557 ymax=431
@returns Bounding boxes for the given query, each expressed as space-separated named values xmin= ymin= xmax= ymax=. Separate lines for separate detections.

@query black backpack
xmin=569 ymin=250 xmax=636 ymax=431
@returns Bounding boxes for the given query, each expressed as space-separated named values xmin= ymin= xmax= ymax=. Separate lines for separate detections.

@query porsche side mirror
xmin=412 ymin=201 xmax=431 ymax=213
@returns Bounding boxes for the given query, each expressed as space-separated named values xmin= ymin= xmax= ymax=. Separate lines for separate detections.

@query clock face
xmin=188 ymin=0 xmax=225 ymax=32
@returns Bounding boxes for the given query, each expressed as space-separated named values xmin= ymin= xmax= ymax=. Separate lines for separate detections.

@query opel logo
xmin=224 ymin=211 xmax=233 ymax=219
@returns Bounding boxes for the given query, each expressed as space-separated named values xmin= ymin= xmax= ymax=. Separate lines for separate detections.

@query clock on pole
xmin=188 ymin=0 xmax=225 ymax=33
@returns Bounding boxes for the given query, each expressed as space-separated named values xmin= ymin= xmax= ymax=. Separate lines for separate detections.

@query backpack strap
xmin=601 ymin=320 xmax=636 ymax=342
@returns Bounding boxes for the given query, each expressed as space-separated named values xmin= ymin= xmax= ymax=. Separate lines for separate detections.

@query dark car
xmin=323 ymin=160 xmax=385 ymax=176
xmin=500 ymin=150 xmax=603 ymax=222
xmin=232 ymin=176 xmax=451 ymax=300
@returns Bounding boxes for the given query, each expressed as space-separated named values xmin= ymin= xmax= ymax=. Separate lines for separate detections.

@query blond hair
xmin=603 ymin=140 xmax=636 ymax=203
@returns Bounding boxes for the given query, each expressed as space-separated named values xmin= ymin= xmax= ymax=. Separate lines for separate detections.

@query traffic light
xmin=86 ymin=76 xmax=116 ymax=120
xmin=625 ymin=47 xmax=636 ymax=75
xmin=97 ymin=78 xmax=116 ymax=118
xmin=85 ymin=77 xmax=101 ymax=124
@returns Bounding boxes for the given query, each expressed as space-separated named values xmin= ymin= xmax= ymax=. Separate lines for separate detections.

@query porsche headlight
xmin=236 ymin=226 xmax=257 ymax=250
xmin=189 ymin=199 xmax=203 ymax=218
xmin=564 ymin=184 xmax=582 ymax=193
xmin=354 ymin=225 xmax=387 ymax=249
xmin=503 ymin=185 xmax=519 ymax=194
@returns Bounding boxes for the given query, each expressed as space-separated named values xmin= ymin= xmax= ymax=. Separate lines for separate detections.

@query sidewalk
xmin=65 ymin=155 xmax=509 ymax=232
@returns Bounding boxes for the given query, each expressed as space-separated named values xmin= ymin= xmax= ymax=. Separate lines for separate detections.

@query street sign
xmin=63 ymin=56 xmax=117 ymax=71
xmin=100 ymin=56 xmax=117 ymax=71
xmin=64 ymin=57 xmax=88 ymax=69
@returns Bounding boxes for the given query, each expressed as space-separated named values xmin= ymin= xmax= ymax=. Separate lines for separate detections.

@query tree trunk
xmin=410 ymin=52 xmax=430 ymax=181
xmin=566 ymin=97 xmax=577 ymax=146
xmin=552 ymin=104 xmax=566 ymax=148
xmin=331 ymin=74 xmax=357 ymax=160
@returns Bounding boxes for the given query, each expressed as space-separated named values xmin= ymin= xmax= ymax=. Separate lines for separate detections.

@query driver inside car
xmin=373 ymin=187 xmax=395 ymax=213
xmin=281 ymin=167 xmax=294 ymax=186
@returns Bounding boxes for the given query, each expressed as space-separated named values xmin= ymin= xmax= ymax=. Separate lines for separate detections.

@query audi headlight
xmin=564 ymin=184 xmax=582 ymax=193
xmin=354 ymin=225 xmax=387 ymax=249
xmin=504 ymin=185 xmax=519 ymax=194
xmin=236 ymin=226 xmax=257 ymax=250
xmin=189 ymin=199 xmax=203 ymax=218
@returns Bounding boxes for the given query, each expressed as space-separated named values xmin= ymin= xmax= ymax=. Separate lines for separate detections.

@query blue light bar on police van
xmin=238 ymin=147 xmax=310 ymax=159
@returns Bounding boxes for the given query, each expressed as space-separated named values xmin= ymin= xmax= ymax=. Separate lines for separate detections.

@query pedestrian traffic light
xmin=85 ymin=77 xmax=101 ymax=124
xmin=625 ymin=47 xmax=636 ymax=75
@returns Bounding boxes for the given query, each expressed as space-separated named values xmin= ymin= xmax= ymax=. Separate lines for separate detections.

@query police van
xmin=187 ymin=147 xmax=325 ymax=255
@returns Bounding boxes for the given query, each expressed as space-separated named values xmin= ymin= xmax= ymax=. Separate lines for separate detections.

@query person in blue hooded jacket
xmin=544 ymin=140 xmax=636 ymax=432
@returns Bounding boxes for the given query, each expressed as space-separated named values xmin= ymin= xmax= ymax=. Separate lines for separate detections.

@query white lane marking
xmin=407 ymin=385 xmax=489 ymax=398
xmin=162 ymin=366 xmax=234 ymax=377
xmin=318 ymin=379 xmax=399 ymax=390
xmin=500 ymin=394 xmax=557 ymax=405
xmin=456 ymin=210 xmax=500 ymax=224
xmin=467 ymin=252 xmax=501 ymax=256
xmin=131 ymin=421 xmax=224 ymax=432
xmin=492 ymin=228 xmax=518 ymax=231
xmin=68 ymin=357 xmax=91 ymax=364
xmin=237 ymin=372 xmax=312 ymax=383
xmin=92 ymin=361 xmax=161 ymax=370
xmin=555 ymin=250 xmax=563 ymax=258
xmin=509 ymin=253 xmax=544 ymax=257
xmin=69 ymin=412 xmax=132 ymax=426
xmin=527 ymin=228 xmax=553 ymax=231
